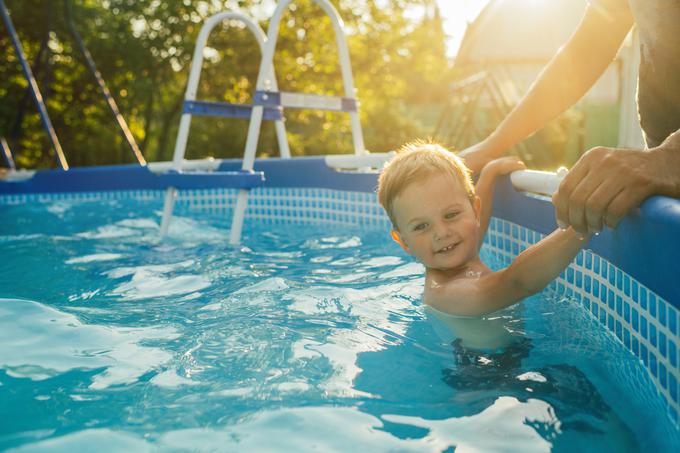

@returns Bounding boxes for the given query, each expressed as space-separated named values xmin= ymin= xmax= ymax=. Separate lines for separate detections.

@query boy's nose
xmin=433 ymin=222 xmax=452 ymax=241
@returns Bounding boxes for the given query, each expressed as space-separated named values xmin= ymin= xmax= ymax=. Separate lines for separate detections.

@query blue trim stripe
xmin=0 ymin=166 xmax=264 ymax=193
xmin=217 ymin=157 xmax=377 ymax=192
xmin=158 ymin=170 xmax=264 ymax=190
xmin=183 ymin=100 xmax=283 ymax=121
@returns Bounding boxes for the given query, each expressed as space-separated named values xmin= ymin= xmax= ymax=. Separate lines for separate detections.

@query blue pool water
xmin=1 ymin=197 xmax=679 ymax=452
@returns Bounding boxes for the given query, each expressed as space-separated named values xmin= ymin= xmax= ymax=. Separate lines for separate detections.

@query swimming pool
xmin=1 ymin=157 xmax=679 ymax=451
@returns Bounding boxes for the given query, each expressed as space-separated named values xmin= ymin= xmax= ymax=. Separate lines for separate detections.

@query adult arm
xmin=427 ymin=228 xmax=588 ymax=316
xmin=553 ymin=129 xmax=680 ymax=233
xmin=458 ymin=4 xmax=635 ymax=173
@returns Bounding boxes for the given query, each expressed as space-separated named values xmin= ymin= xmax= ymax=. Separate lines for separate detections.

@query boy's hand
xmin=458 ymin=141 xmax=499 ymax=174
xmin=481 ymin=156 xmax=526 ymax=177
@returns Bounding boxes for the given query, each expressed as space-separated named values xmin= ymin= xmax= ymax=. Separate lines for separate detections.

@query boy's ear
xmin=473 ymin=196 xmax=482 ymax=223
xmin=390 ymin=229 xmax=410 ymax=253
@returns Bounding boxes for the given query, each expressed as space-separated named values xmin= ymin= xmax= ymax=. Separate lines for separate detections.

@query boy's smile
xmin=391 ymin=172 xmax=481 ymax=274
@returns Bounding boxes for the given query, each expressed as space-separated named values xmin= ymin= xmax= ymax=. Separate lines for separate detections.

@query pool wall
xmin=1 ymin=156 xmax=679 ymax=423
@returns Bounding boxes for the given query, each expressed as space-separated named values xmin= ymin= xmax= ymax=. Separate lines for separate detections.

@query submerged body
xmin=425 ymin=304 xmax=519 ymax=352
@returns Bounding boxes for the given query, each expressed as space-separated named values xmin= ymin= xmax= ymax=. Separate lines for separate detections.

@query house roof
xmin=456 ymin=0 xmax=590 ymax=65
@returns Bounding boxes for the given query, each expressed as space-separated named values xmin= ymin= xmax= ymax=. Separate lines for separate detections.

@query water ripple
xmin=0 ymin=298 xmax=178 ymax=389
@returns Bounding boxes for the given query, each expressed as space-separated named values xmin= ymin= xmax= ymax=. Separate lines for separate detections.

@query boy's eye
xmin=445 ymin=211 xmax=460 ymax=219
xmin=413 ymin=223 xmax=427 ymax=231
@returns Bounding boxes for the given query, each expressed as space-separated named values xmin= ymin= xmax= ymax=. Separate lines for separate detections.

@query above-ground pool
xmin=1 ymin=157 xmax=679 ymax=451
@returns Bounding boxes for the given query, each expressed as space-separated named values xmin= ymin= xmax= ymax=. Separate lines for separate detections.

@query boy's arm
xmin=475 ymin=157 xmax=526 ymax=249
xmin=427 ymin=227 xmax=588 ymax=316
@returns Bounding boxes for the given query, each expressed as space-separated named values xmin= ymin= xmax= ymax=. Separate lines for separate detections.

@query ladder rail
xmin=1 ymin=137 xmax=15 ymax=170
xmin=0 ymin=0 xmax=69 ymax=170
xmin=171 ymin=11 xmax=289 ymax=169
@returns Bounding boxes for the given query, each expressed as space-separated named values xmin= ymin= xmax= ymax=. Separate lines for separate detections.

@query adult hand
xmin=552 ymin=145 xmax=679 ymax=234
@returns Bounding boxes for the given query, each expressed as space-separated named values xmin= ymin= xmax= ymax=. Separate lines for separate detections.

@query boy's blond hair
xmin=378 ymin=141 xmax=475 ymax=229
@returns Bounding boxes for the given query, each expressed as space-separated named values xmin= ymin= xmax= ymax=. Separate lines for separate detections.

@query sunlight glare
xmin=436 ymin=0 xmax=490 ymax=56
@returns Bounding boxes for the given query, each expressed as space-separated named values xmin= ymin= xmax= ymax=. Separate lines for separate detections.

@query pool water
xmin=1 ymin=197 xmax=678 ymax=452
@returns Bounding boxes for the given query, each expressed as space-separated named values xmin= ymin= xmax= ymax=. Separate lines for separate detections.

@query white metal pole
xmin=510 ymin=169 xmax=567 ymax=197
xmin=239 ymin=0 xmax=360 ymax=168
xmin=229 ymin=190 xmax=251 ymax=244
xmin=229 ymin=5 xmax=289 ymax=245
xmin=314 ymin=0 xmax=366 ymax=155
xmin=159 ymin=187 xmax=177 ymax=235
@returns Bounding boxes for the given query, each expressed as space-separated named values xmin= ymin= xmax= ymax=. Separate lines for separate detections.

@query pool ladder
xmin=159 ymin=11 xmax=289 ymax=237
xmin=160 ymin=0 xmax=367 ymax=244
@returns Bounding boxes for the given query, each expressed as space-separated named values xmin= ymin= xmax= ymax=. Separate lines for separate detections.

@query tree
xmin=0 ymin=0 xmax=451 ymax=169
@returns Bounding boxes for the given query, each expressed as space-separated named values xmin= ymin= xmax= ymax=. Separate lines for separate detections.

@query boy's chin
xmin=426 ymin=254 xmax=473 ymax=273
xmin=426 ymin=261 xmax=464 ymax=274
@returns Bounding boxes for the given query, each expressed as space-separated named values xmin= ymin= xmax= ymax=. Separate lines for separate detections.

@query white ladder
xmin=229 ymin=0 xmax=366 ymax=244
xmin=160 ymin=11 xmax=289 ymax=236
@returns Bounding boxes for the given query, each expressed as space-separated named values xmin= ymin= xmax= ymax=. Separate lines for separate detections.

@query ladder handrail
xmin=161 ymin=11 xmax=289 ymax=237
xmin=241 ymin=0 xmax=365 ymax=173
xmin=230 ymin=0 xmax=365 ymax=244
xmin=171 ymin=11 xmax=290 ymax=170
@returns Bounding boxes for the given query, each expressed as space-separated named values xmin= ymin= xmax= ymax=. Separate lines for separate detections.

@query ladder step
xmin=254 ymin=90 xmax=357 ymax=112
xmin=183 ymin=100 xmax=283 ymax=121
xmin=158 ymin=170 xmax=265 ymax=190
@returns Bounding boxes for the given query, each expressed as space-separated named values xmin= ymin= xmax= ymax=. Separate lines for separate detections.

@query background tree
xmin=0 ymin=0 xmax=451 ymax=169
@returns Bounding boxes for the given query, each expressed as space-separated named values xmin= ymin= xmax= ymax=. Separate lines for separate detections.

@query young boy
xmin=378 ymin=141 xmax=589 ymax=317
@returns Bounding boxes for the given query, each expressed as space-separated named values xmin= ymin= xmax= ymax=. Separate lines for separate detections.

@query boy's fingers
xmin=507 ymin=157 xmax=525 ymax=166
xmin=495 ymin=157 xmax=526 ymax=174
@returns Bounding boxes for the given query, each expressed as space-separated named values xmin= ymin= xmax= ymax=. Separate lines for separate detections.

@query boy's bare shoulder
xmin=424 ymin=269 xmax=520 ymax=317
xmin=423 ymin=271 xmax=486 ymax=314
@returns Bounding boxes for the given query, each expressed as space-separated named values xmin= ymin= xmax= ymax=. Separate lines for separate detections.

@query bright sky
xmin=435 ymin=0 xmax=490 ymax=56
xmin=247 ymin=0 xmax=490 ymax=57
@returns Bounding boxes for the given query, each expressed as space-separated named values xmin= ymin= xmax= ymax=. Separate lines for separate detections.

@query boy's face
xmin=391 ymin=172 xmax=481 ymax=272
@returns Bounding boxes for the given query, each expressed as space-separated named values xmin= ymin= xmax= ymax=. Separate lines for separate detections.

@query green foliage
xmin=0 ymin=0 xmax=451 ymax=168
